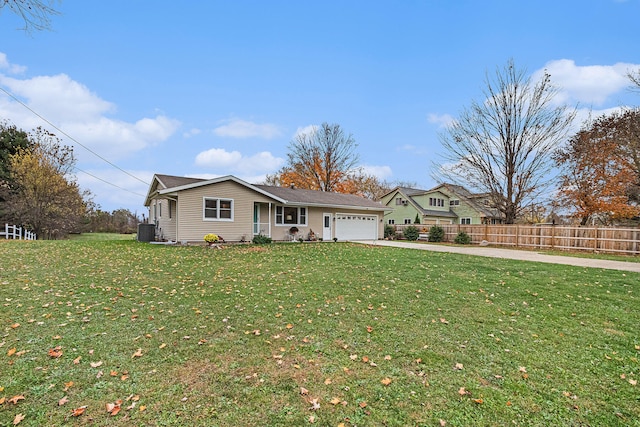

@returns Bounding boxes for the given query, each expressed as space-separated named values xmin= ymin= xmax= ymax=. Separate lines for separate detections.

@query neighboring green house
xmin=379 ymin=183 xmax=504 ymax=225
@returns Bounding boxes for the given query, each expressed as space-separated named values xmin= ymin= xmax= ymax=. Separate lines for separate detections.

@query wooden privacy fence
xmin=0 ymin=223 xmax=37 ymax=241
xmin=394 ymin=224 xmax=640 ymax=255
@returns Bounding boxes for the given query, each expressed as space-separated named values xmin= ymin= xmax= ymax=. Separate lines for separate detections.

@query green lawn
xmin=1 ymin=240 xmax=638 ymax=426
xmin=67 ymin=233 xmax=136 ymax=241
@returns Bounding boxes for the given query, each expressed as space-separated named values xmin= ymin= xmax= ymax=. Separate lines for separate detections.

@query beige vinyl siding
xmin=176 ymin=181 xmax=274 ymax=242
xmin=154 ymin=198 xmax=177 ymax=241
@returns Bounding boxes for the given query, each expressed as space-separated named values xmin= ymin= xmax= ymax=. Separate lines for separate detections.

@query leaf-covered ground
xmin=1 ymin=240 xmax=638 ymax=426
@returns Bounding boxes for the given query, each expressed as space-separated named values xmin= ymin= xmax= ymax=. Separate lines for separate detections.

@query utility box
xmin=137 ymin=223 xmax=156 ymax=242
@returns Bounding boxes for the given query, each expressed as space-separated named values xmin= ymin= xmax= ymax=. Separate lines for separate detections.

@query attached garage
xmin=335 ymin=213 xmax=379 ymax=241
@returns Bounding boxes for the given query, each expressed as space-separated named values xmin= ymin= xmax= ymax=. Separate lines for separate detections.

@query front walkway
xmin=357 ymin=240 xmax=640 ymax=273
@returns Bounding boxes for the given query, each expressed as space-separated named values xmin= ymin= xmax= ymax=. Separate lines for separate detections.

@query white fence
xmin=0 ymin=224 xmax=37 ymax=240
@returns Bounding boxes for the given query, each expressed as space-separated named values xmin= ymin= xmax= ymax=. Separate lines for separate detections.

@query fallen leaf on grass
xmin=440 ymin=318 xmax=449 ymax=324
xmin=71 ymin=406 xmax=87 ymax=417
xmin=366 ymin=326 xmax=373 ymax=333
xmin=106 ymin=400 xmax=123 ymax=416
xmin=8 ymin=395 xmax=25 ymax=405
xmin=381 ymin=377 xmax=392 ymax=386
xmin=131 ymin=348 xmax=143 ymax=358
xmin=309 ymin=398 xmax=320 ymax=411
xmin=439 ymin=420 xmax=446 ymax=427
xmin=73 ymin=356 xmax=81 ymax=365
xmin=300 ymin=387 xmax=309 ymax=395
xmin=58 ymin=396 xmax=69 ymax=406
xmin=454 ymin=363 xmax=464 ymax=370
xmin=7 ymin=347 xmax=17 ymax=356
xmin=13 ymin=413 xmax=25 ymax=425
xmin=629 ymin=379 xmax=638 ymax=386
xmin=359 ymin=401 xmax=367 ymax=408
xmin=0 ymin=397 xmax=4 ymax=404
xmin=330 ymin=397 xmax=342 ymax=405
xmin=10 ymin=323 xmax=20 ymax=329
xmin=90 ymin=361 xmax=103 ymax=368
xmin=458 ymin=387 xmax=470 ymax=396
xmin=48 ymin=346 xmax=63 ymax=358
xmin=473 ymin=398 xmax=484 ymax=404
xmin=63 ymin=381 xmax=74 ymax=391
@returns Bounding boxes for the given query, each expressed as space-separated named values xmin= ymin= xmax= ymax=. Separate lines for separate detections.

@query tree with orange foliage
xmin=554 ymin=109 xmax=640 ymax=225
xmin=265 ymin=123 xmax=391 ymax=199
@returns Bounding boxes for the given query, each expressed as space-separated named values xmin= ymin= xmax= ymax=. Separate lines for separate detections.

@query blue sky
xmin=1 ymin=0 xmax=639 ymax=214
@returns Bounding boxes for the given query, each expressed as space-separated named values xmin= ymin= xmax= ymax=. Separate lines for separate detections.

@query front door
xmin=322 ymin=213 xmax=332 ymax=240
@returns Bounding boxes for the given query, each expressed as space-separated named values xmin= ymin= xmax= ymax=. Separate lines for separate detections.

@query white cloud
xmin=0 ymin=54 xmax=181 ymax=160
xmin=213 ymin=119 xmax=282 ymax=139
xmin=533 ymin=59 xmax=638 ymax=106
xmin=1 ymin=73 xmax=115 ymax=121
xmin=195 ymin=148 xmax=243 ymax=167
xmin=427 ymin=113 xmax=455 ymax=128
xmin=294 ymin=124 xmax=318 ymax=138
xmin=360 ymin=165 xmax=393 ymax=180
xmin=194 ymin=147 xmax=284 ymax=175
xmin=0 ymin=53 xmax=27 ymax=74
xmin=183 ymin=128 xmax=202 ymax=138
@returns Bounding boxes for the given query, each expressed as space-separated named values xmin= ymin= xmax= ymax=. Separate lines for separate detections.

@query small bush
xmin=454 ymin=231 xmax=472 ymax=245
xmin=414 ymin=214 xmax=421 ymax=224
xmin=252 ymin=234 xmax=272 ymax=244
xmin=384 ymin=224 xmax=395 ymax=239
xmin=428 ymin=226 xmax=445 ymax=242
xmin=403 ymin=225 xmax=419 ymax=241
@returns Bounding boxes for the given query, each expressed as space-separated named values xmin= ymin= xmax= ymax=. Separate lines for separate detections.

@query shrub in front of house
xmin=403 ymin=225 xmax=419 ymax=241
xmin=252 ymin=234 xmax=272 ymax=244
xmin=428 ymin=226 xmax=445 ymax=242
xmin=384 ymin=224 xmax=395 ymax=239
xmin=454 ymin=231 xmax=472 ymax=245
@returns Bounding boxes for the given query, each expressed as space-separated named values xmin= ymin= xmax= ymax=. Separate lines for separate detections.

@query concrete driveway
xmin=356 ymin=240 xmax=640 ymax=273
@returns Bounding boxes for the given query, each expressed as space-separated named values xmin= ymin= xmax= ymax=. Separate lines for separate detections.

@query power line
xmin=74 ymin=167 xmax=147 ymax=198
xmin=0 ymin=85 xmax=150 ymax=186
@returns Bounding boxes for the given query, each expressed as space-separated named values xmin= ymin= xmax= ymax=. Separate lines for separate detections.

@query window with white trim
xmin=388 ymin=219 xmax=395 ymax=225
xmin=203 ymin=197 xmax=234 ymax=221
xmin=275 ymin=206 xmax=307 ymax=225
xmin=404 ymin=218 xmax=412 ymax=224
xmin=450 ymin=199 xmax=460 ymax=206
xmin=460 ymin=217 xmax=471 ymax=225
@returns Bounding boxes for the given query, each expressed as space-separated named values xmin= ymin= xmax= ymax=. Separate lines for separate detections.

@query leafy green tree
xmin=0 ymin=121 xmax=32 ymax=219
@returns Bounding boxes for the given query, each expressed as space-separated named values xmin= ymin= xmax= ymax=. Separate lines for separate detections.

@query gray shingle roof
xmin=253 ymin=184 xmax=387 ymax=209
xmin=149 ymin=174 xmax=387 ymax=210
xmin=155 ymin=174 xmax=206 ymax=190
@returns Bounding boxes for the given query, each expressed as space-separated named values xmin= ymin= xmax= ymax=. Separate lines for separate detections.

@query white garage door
xmin=335 ymin=213 xmax=378 ymax=240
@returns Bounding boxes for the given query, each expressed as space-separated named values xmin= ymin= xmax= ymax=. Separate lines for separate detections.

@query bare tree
xmin=437 ymin=59 xmax=576 ymax=223
xmin=277 ymin=123 xmax=360 ymax=192
xmin=628 ymin=69 xmax=640 ymax=93
xmin=1 ymin=0 xmax=60 ymax=32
